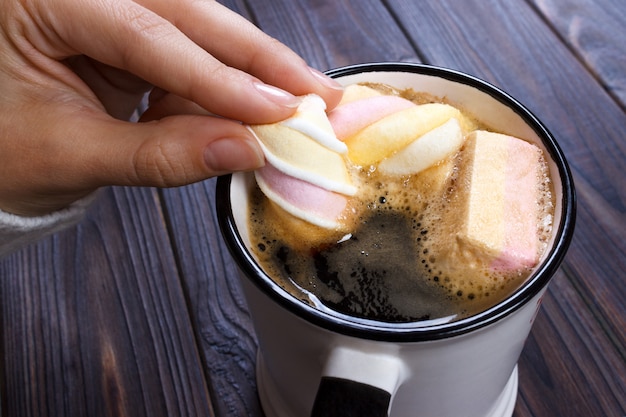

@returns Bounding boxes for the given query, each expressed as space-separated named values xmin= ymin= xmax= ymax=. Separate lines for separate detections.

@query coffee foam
xmin=250 ymin=146 xmax=553 ymax=322
xmin=248 ymin=84 xmax=555 ymax=323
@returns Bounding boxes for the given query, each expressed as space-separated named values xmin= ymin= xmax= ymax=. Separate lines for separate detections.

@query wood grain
xmin=160 ymin=181 xmax=262 ymax=417
xmin=0 ymin=188 xmax=213 ymax=417
xmin=244 ymin=0 xmax=420 ymax=68
xmin=529 ymin=0 xmax=626 ymax=109
xmin=518 ymin=272 xmax=626 ymax=416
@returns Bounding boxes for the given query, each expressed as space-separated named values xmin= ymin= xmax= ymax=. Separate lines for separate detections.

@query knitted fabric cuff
xmin=0 ymin=193 xmax=97 ymax=258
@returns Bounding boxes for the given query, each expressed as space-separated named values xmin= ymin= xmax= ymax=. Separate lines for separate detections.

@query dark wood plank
xmin=518 ymin=271 xmax=626 ymax=416
xmin=160 ymin=180 xmax=262 ymax=417
xmin=0 ymin=187 xmax=213 ymax=417
xmin=243 ymin=0 xmax=420 ymax=69
xmin=528 ymin=0 xmax=626 ymax=109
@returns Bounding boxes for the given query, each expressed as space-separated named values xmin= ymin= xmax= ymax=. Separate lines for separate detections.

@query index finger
xmin=137 ymin=0 xmax=344 ymax=110
xmin=44 ymin=0 xmax=303 ymax=123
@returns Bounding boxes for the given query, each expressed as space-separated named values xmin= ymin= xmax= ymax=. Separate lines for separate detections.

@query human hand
xmin=0 ymin=0 xmax=343 ymax=216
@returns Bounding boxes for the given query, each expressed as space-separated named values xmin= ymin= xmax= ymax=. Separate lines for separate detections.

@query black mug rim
xmin=216 ymin=62 xmax=576 ymax=342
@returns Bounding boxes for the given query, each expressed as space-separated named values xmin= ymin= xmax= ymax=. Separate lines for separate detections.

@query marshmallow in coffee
xmin=328 ymin=84 xmax=474 ymax=167
xmin=248 ymin=83 xmax=553 ymax=319
xmin=249 ymin=94 xmax=356 ymax=230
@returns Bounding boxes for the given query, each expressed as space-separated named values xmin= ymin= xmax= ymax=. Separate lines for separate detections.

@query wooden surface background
xmin=1 ymin=1 xmax=624 ymax=416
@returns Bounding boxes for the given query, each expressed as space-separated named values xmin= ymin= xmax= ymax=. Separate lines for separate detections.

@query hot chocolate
xmin=247 ymin=83 xmax=554 ymax=324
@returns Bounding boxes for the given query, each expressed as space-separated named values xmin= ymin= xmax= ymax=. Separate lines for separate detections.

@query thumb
xmin=0 ymin=109 xmax=264 ymax=216
xmin=88 ymin=115 xmax=265 ymax=188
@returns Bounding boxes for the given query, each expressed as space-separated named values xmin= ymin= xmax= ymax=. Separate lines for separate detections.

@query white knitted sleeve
xmin=0 ymin=194 xmax=97 ymax=258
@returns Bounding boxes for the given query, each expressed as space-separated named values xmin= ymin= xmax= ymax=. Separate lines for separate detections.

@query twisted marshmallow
xmin=249 ymin=94 xmax=356 ymax=229
xmin=328 ymin=84 xmax=469 ymax=172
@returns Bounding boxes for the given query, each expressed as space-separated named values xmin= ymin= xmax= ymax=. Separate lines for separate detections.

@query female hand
xmin=0 ymin=0 xmax=343 ymax=216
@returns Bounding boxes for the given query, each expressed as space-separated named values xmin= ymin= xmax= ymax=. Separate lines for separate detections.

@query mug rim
xmin=216 ymin=62 xmax=576 ymax=342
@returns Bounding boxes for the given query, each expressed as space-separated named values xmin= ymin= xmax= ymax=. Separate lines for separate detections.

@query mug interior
xmin=216 ymin=63 xmax=576 ymax=342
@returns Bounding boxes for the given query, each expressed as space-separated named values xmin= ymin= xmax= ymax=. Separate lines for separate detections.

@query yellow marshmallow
xmin=345 ymin=103 xmax=462 ymax=165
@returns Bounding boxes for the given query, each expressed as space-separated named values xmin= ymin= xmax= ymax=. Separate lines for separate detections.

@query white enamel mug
xmin=216 ymin=63 xmax=576 ymax=417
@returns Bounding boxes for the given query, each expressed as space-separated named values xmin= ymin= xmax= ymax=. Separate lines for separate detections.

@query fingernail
xmin=204 ymin=136 xmax=265 ymax=173
xmin=309 ymin=67 xmax=344 ymax=91
xmin=254 ymin=82 xmax=302 ymax=109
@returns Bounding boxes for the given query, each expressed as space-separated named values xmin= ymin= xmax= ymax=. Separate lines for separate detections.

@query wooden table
xmin=1 ymin=1 xmax=624 ymax=416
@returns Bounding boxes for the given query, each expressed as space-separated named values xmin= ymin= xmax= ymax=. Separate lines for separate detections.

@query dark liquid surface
xmin=249 ymin=180 xmax=483 ymax=323
xmin=273 ymin=209 xmax=457 ymax=322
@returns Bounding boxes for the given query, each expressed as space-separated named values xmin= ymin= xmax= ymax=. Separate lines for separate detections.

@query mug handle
xmin=310 ymin=347 xmax=406 ymax=417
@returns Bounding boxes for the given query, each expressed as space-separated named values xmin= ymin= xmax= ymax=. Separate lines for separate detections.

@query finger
xmin=64 ymin=55 xmax=152 ymax=120
xmin=82 ymin=115 xmax=266 ymax=188
xmin=5 ymin=105 xmax=264 ymax=193
xmin=0 ymin=95 xmax=265 ymax=216
xmin=45 ymin=0 xmax=302 ymax=123
xmin=141 ymin=91 xmax=210 ymax=121
xmin=137 ymin=0 xmax=344 ymax=110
